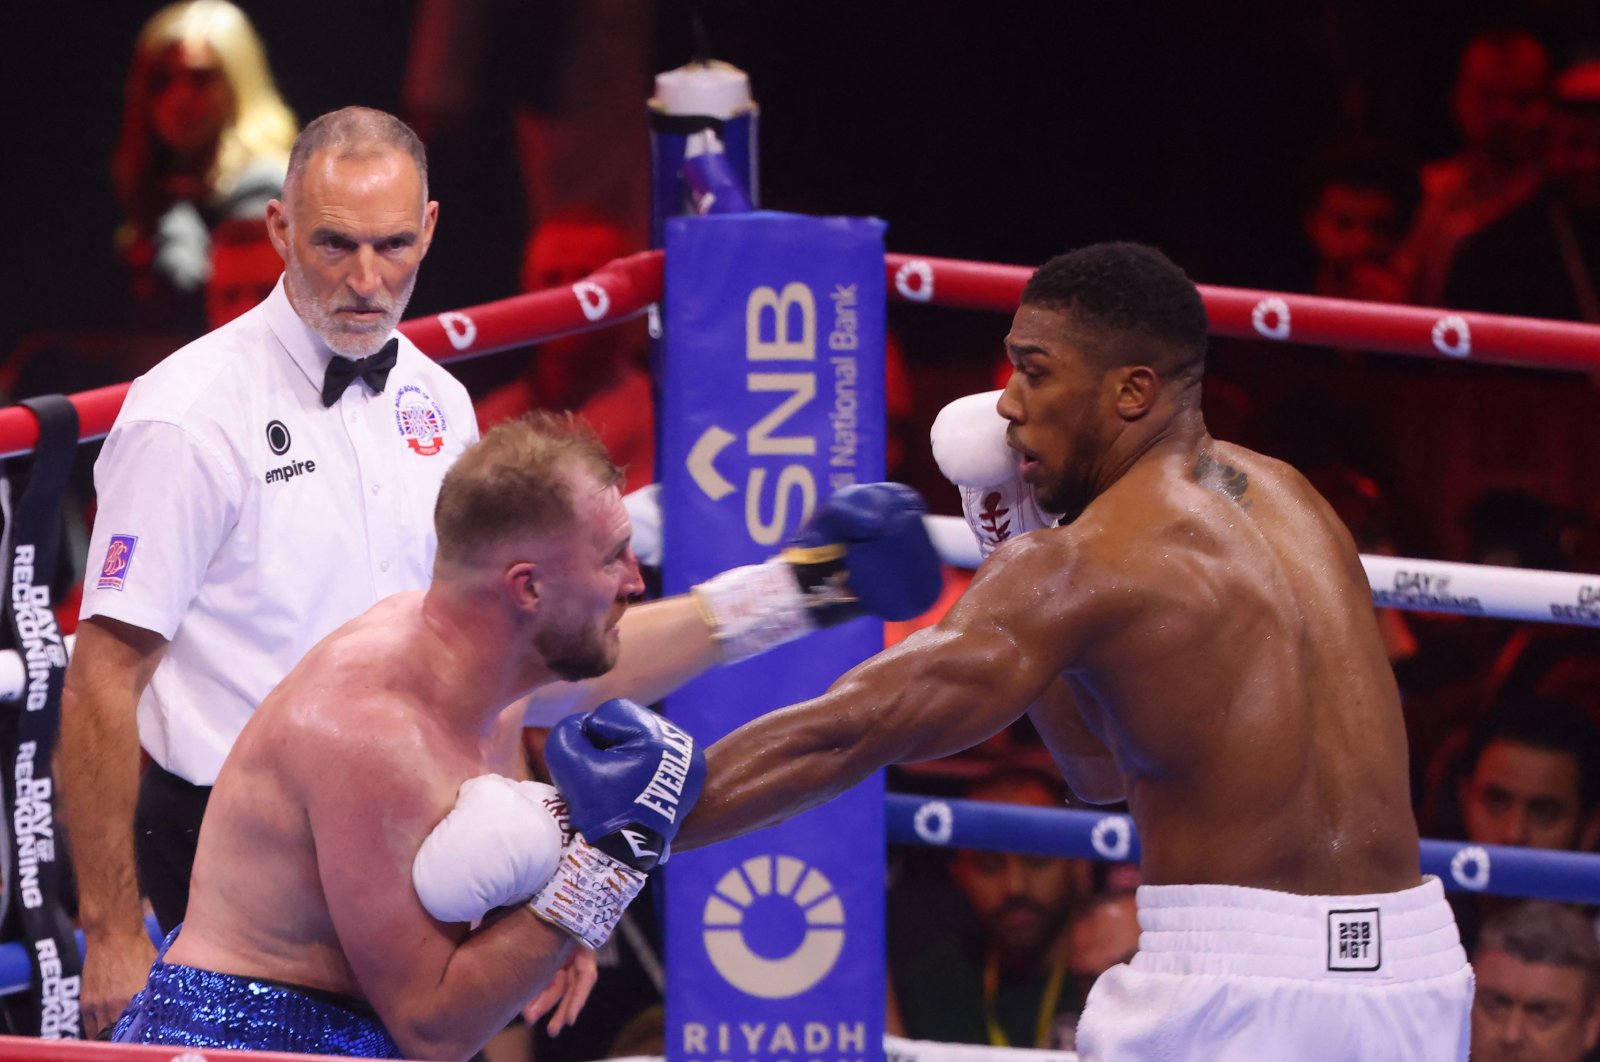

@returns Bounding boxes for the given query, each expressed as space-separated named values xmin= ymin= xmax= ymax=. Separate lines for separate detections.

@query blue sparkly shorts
xmin=112 ymin=930 xmax=402 ymax=1057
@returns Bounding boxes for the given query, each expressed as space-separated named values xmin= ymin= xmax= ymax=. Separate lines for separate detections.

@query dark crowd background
xmin=0 ymin=0 xmax=1563 ymax=328
xmin=6 ymin=1 xmax=1600 ymax=1057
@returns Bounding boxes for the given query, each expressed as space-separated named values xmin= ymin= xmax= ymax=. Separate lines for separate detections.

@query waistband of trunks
xmin=1130 ymin=876 xmax=1468 ymax=982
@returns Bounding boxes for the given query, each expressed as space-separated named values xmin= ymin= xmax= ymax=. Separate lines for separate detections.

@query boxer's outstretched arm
xmin=678 ymin=533 xmax=1088 ymax=850
xmin=522 ymin=480 xmax=939 ymax=727
xmin=520 ymin=597 xmax=717 ymax=725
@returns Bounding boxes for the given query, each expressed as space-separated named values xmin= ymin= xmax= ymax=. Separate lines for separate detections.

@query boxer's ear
xmin=1113 ymin=365 xmax=1158 ymax=420
xmin=506 ymin=561 xmax=540 ymax=613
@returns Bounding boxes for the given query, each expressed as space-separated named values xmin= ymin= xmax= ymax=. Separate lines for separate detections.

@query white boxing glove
xmin=929 ymin=390 xmax=1061 ymax=559
xmin=412 ymin=775 xmax=566 ymax=924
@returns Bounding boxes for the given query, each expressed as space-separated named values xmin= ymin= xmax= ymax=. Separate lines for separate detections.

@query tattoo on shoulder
xmin=1193 ymin=450 xmax=1249 ymax=505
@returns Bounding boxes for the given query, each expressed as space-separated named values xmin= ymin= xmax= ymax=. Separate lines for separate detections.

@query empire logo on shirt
xmin=264 ymin=459 xmax=317 ymax=484
xmin=262 ymin=418 xmax=317 ymax=484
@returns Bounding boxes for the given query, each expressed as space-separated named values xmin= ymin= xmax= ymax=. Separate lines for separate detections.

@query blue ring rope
xmin=5 ymin=800 xmax=1592 ymax=997
xmin=885 ymin=794 xmax=1600 ymax=904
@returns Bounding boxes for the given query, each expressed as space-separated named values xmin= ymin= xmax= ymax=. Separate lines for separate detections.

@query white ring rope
xmin=623 ymin=486 xmax=1600 ymax=628
xmin=6 ymin=498 xmax=1593 ymax=704
xmin=919 ymin=517 xmax=1599 ymax=628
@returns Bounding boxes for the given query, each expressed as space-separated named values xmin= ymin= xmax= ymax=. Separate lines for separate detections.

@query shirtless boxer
xmin=677 ymin=242 xmax=1473 ymax=1060
xmin=111 ymin=413 xmax=940 ymax=1059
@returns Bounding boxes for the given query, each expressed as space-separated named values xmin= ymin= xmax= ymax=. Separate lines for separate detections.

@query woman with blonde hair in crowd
xmin=112 ymin=0 xmax=296 ymax=332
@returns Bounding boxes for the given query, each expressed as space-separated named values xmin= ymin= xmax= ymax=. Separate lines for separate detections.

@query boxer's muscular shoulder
xmin=1045 ymin=491 xmax=1217 ymax=608
xmin=273 ymin=667 xmax=442 ymax=786
xmin=976 ymin=522 xmax=1117 ymax=621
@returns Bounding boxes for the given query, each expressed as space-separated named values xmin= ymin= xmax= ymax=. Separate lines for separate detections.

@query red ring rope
xmin=0 ymin=250 xmax=665 ymax=459
xmin=4 ymin=247 xmax=1598 ymax=459
xmin=884 ymin=253 xmax=1600 ymax=372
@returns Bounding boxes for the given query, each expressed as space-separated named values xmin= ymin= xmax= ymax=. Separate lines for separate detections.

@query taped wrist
xmin=692 ymin=560 xmax=820 ymax=664
xmin=529 ymin=834 xmax=648 ymax=950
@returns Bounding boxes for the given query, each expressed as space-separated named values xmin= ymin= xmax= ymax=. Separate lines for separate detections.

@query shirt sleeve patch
xmin=96 ymin=535 xmax=139 ymax=591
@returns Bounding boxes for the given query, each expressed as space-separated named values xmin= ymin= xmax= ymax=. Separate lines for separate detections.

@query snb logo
xmin=685 ymin=282 xmax=823 ymax=545
xmin=703 ymin=855 xmax=845 ymax=999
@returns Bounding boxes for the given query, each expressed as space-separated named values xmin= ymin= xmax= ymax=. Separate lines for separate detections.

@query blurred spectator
xmin=604 ymin=1004 xmax=666 ymax=1059
xmin=397 ymin=0 xmax=652 ymax=314
xmin=1065 ymin=889 xmax=1140 ymax=991
xmin=1445 ymin=59 xmax=1600 ymax=322
xmin=881 ymin=330 xmax=918 ymax=478
xmin=0 ymin=210 xmax=282 ymax=638
xmin=1244 ymin=142 xmax=1418 ymax=480
xmin=892 ymin=770 xmax=1091 ymax=1049
xmin=1469 ymin=488 xmax=1569 ymax=570
xmin=1428 ymin=698 xmax=1600 ymax=950
xmin=1302 ymin=463 xmax=1486 ymax=800
xmin=1306 ymin=464 xmax=1416 ymax=663
xmin=1054 ymin=888 xmax=1140 ymax=1050
xmin=112 ymin=0 xmax=296 ymax=334
xmin=1404 ymin=27 xmax=1551 ymax=305
xmin=1575 ymin=499 xmax=1600 ymax=574
xmin=1299 ymin=138 xmax=1420 ymax=303
xmin=1472 ymin=900 xmax=1600 ymax=1062
xmin=1485 ymin=624 xmax=1600 ymax=725
xmin=1198 ymin=376 xmax=1262 ymax=450
xmin=1458 ymin=700 xmax=1600 ymax=850
xmin=474 ymin=211 xmax=656 ymax=493
xmin=204 ymin=217 xmax=281 ymax=329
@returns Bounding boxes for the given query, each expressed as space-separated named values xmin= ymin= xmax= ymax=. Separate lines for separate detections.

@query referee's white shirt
xmin=79 ymin=278 xmax=479 ymax=785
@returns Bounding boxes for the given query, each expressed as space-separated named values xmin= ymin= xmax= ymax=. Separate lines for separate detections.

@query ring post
xmin=661 ymin=211 xmax=887 ymax=1062
xmin=648 ymin=61 xmax=759 ymax=249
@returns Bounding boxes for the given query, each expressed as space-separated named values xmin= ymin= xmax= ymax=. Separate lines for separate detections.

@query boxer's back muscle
xmin=1059 ymin=440 xmax=1419 ymax=894
xmin=168 ymin=604 xmax=478 ymax=994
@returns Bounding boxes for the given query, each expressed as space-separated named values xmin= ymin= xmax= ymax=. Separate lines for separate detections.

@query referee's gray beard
xmin=284 ymin=259 xmax=417 ymax=359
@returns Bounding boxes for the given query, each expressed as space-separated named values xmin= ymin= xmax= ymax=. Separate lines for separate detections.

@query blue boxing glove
xmin=545 ymin=698 xmax=705 ymax=871
xmin=531 ymin=700 xmax=705 ymax=948
xmin=693 ymin=482 xmax=943 ymax=661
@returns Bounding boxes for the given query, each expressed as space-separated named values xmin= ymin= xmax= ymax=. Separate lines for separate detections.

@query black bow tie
xmin=321 ymin=338 xmax=399 ymax=407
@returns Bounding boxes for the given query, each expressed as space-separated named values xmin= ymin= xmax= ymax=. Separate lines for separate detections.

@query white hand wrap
xmin=929 ymin=389 xmax=1061 ymax=558
xmin=691 ymin=561 xmax=816 ymax=664
xmin=412 ymin=776 xmax=565 ymax=924
xmin=529 ymin=832 xmax=648 ymax=950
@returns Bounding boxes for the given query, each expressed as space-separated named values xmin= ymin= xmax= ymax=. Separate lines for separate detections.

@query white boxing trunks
xmin=1075 ymin=876 xmax=1471 ymax=1061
